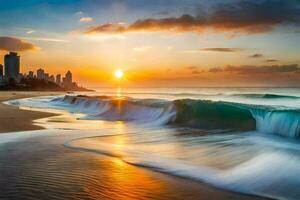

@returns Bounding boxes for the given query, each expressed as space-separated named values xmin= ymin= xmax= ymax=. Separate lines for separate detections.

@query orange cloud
xmin=208 ymin=64 xmax=300 ymax=74
xmin=0 ymin=36 xmax=39 ymax=51
xmin=201 ymin=48 xmax=243 ymax=52
xmin=79 ymin=17 xmax=94 ymax=23
xmin=265 ymin=59 xmax=278 ymax=62
xmin=86 ymin=23 xmax=127 ymax=34
xmin=248 ymin=54 xmax=264 ymax=58
xmin=84 ymin=1 xmax=300 ymax=35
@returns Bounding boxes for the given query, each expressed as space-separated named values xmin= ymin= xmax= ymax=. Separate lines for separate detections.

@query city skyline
xmin=0 ymin=0 xmax=300 ymax=87
xmin=0 ymin=51 xmax=80 ymax=89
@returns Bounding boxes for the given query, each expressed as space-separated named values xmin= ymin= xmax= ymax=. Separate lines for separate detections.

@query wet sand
xmin=0 ymin=132 xmax=268 ymax=200
xmin=0 ymin=91 xmax=63 ymax=133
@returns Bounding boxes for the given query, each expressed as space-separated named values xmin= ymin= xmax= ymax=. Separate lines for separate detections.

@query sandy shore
xmin=0 ymin=130 xmax=268 ymax=200
xmin=0 ymin=91 xmax=64 ymax=133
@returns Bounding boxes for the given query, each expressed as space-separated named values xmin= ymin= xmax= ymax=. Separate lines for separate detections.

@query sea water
xmin=6 ymin=87 xmax=300 ymax=200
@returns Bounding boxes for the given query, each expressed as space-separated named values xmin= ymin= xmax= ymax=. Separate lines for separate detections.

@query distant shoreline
xmin=0 ymin=76 xmax=94 ymax=92
xmin=0 ymin=88 xmax=94 ymax=92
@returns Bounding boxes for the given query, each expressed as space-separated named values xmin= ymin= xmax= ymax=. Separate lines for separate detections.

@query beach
xmin=1 ymin=0 xmax=300 ymax=198
xmin=0 ymin=91 xmax=63 ymax=133
xmin=0 ymin=91 xmax=268 ymax=200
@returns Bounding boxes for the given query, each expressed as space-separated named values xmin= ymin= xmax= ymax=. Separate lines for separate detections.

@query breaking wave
xmin=6 ymin=92 xmax=300 ymax=200
xmin=51 ymin=95 xmax=300 ymax=138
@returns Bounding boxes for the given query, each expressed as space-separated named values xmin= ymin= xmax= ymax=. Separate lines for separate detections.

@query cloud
xmin=185 ymin=66 xmax=204 ymax=74
xmin=84 ymin=0 xmax=300 ymax=35
xmin=265 ymin=59 xmax=278 ymax=62
xmin=0 ymin=36 xmax=39 ymax=51
xmin=85 ymin=14 xmax=204 ymax=34
xmin=26 ymin=30 xmax=35 ymax=34
xmin=75 ymin=11 xmax=83 ymax=15
xmin=86 ymin=23 xmax=127 ymax=34
xmin=209 ymin=64 xmax=300 ymax=74
xmin=187 ymin=66 xmax=198 ymax=70
xmin=191 ymin=70 xmax=202 ymax=74
xmin=249 ymin=53 xmax=264 ymax=58
xmin=201 ymin=48 xmax=243 ymax=52
xmin=209 ymin=67 xmax=224 ymax=72
xmin=21 ymin=37 xmax=69 ymax=43
xmin=79 ymin=17 xmax=94 ymax=23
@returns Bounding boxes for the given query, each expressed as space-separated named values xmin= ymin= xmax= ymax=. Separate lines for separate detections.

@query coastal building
xmin=65 ymin=71 xmax=72 ymax=83
xmin=28 ymin=71 xmax=34 ymax=79
xmin=0 ymin=64 xmax=3 ymax=76
xmin=4 ymin=52 xmax=20 ymax=80
xmin=44 ymin=73 xmax=49 ymax=82
xmin=0 ymin=76 xmax=7 ymax=86
xmin=0 ymin=64 xmax=7 ymax=86
xmin=56 ymin=74 xmax=61 ymax=85
xmin=0 ymin=53 xmax=83 ymax=90
xmin=63 ymin=70 xmax=73 ymax=88
xmin=37 ymin=68 xmax=45 ymax=80
xmin=49 ymin=75 xmax=55 ymax=82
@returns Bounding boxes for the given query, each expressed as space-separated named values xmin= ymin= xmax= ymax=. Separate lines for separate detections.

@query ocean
xmin=5 ymin=87 xmax=300 ymax=200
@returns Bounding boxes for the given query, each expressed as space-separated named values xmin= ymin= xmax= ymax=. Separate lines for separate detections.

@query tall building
xmin=0 ymin=64 xmax=3 ymax=76
xmin=28 ymin=71 xmax=34 ymax=79
xmin=63 ymin=70 xmax=73 ymax=88
xmin=49 ymin=75 xmax=55 ymax=82
xmin=44 ymin=73 xmax=49 ymax=82
xmin=0 ymin=64 xmax=5 ymax=86
xmin=56 ymin=74 xmax=61 ymax=85
xmin=65 ymin=71 xmax=72 ymax=83
xmin=4 ymin=52 xmax=20 ymax=80
xmin=37 ymin=68 xmax=45 ymax=80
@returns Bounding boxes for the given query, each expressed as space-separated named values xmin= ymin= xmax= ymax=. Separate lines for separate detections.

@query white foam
xmin=50 ymin=95 xmax=177 ymax=126
xmin=68 ymin=133 xmax=300 ymax=200
xmin=251 ymin=109 xmax=300 ymax=138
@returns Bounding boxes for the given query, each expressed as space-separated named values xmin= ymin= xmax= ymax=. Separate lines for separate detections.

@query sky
xmin=0 ymin=0 xmax=300 ymax=87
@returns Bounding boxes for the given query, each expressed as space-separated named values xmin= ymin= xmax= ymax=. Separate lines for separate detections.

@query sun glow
xmin=114 ymin=69 xmax=124 ymax=79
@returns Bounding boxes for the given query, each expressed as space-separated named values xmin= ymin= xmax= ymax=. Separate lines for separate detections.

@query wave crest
xmin=51 ymin=95 xmax=300 ymax=138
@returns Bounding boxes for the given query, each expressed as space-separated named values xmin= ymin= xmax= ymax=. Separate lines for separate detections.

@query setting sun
xmin=114 ymin=69 xmax=124 ymax=79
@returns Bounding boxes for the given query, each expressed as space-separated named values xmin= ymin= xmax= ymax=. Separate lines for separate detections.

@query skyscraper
xmin=49 ymin=75 xmax=55 ymax=82
xmin=0 ymin=64 xmax=3 ymax=76
xmin=37 ymin=68 xmax=45 ymax=80
xmin=56 ymin=74 xmax=61 ymax=85
xmin=44 ymin=73 xmax=49 ymax=81
xmin=28 ymin=71 xmax=34 ymax=79
xmin=65 ymin=71 xmax=72 ymax=83
xmin=63 ymin=70 xmax=73 ymax=88
xmin=4 ymin=52 xmax=20 ymax=80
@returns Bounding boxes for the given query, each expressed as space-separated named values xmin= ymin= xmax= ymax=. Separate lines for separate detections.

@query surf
xmin=5 ymin=91 xmax=300 ymax=200
xmin=51 ymin=95 xmax=300 ymax=138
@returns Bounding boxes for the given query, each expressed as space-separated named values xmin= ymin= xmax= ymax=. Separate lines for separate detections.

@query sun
xmin=114 ymin=69 xmax=124 ymax=79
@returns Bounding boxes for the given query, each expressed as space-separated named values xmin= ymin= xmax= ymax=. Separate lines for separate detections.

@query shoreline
xmin=0 ymin=91 xmax=268 ymax=200
xmin=0 ymin=91 xmax=64 ymax=133
xmin=67 ymin=138 xmax=271 ymax=200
